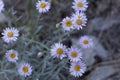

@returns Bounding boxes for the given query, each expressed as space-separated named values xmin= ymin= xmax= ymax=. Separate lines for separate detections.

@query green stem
xmin=27 ymin=38 xmax=50 ymax=51
xmin=19 ymin=37 xmax=50 ymax=51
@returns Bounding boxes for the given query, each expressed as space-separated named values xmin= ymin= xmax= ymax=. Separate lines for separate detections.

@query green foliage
xmin=0 ymin=0 xmax=75 ymax=80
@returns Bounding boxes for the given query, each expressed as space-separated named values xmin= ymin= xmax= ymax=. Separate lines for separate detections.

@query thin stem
xmin=19 ymin=37 xmax=50 ymax=51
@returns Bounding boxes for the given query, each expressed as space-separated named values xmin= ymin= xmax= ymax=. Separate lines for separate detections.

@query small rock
xmin=87 ymin=66 xmax=117 ymax=80
xmin=0 ymin=13 xmax=8 ymax=23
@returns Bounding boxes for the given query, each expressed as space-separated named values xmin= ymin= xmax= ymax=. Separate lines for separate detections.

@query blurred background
xmin=0 ymin=0 xmax=120 ymax=80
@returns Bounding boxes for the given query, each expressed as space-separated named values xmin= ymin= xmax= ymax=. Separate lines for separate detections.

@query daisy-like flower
xmin=70 ymin=61 xmax=86 ymax=77
xmin=67 ymin=47 xmax=82 ymax=62
xmin=72 ymin=11 xmax=85 ymax=18
xmin=61 ymin=17 xmax=74 ymax=31
xmin=2 ymin=27 xmax=19 ymax=43
xmin=50 ymin=42 xmax=67 ymax=59
xmin=79 ymin=36 xmax=93 ymax=48
xmin=72 ymin=12 xmax=87 ymax=30
xmin=18 ymin=62 xmax=32 ymax=77
xmin=36 ymin=0 xmax=51 ymax=13
xmin=72 ymin=0 xmax=88 ymax=12
xmin=5 ymin=49 xmax=18 ymax=62
xmin=0 ymin=0 xmax=4 ymax=13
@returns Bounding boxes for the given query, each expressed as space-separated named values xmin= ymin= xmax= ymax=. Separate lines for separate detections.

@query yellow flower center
xmin=10 ymin=53 xmax=16 ymax=58
xmin=7 ymin=32 xmax=13 ymax=37
xmin=56 ymin=48 xmax=63 ymax=54
xmin=65 ymin=20 xmax=72 ymax=27
xmin=77 ymin=2 xmax=83 ymax=7
xmin=83 ymin=39 xmax=89 ymax=44
xmin=76 ymin=19 xmax=82 ymax=25
xmin=22 ymin=66 xmax=28 ymax=73
xmin=71 ymin=51 xmax=77 ymax=58
xmin=74 ymin=65 xmax=80 ymax=71
xmin=40 ymin=2 xmax=46 ymax=8
xmin=78 ymin=16 xmax=81 ymax=18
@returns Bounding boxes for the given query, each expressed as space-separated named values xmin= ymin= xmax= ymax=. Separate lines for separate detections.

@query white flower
xmin=2 ymin=27 xmax=19 ymax=43
xmin=72 ymin=12 xmax=87 ymax=30
xmin=72 ymin=11 xmax=85 ymax=18
xmin=5 ymin=49 xmax=18 ymax=62
xmin=61 ymin=17 xmax=74 ymax=31
xmin=70 ymin=61 xmax=86 ymax=77
xmin=36 ymin=0 xmax=51 ymax=13
xmin=50 ymin=42 xmax=67 ymax=59
xmin=0 ymin=0 xmax=4 ymax=13
xmin=79 ymin=36 xmax=93 ymax=48
xmin=72 ymin=0 xmax=88 ymax=12
xmin=67 ymin=47 xmax=82 ymax=62
xmin=18 ymin=62 xmax=32 ymax=77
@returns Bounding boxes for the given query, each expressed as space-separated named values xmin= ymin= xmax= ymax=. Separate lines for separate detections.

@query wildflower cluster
xmin=0 ymin=0 xmax=94 ymax=79
xmin=0 ymin=0 xmax=52 ymax=78
xmin=50 ymin=0 xmax=93 ymax=77
xmin=61 ymin=0 xmax=88 ymax=31
xmin=0 ymin=0 xmax=33 ymax=77
xmin=2 ymin=27 xmax=33 ymax=77
xmin=50 ymin=42 xmax=88 ymax=77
